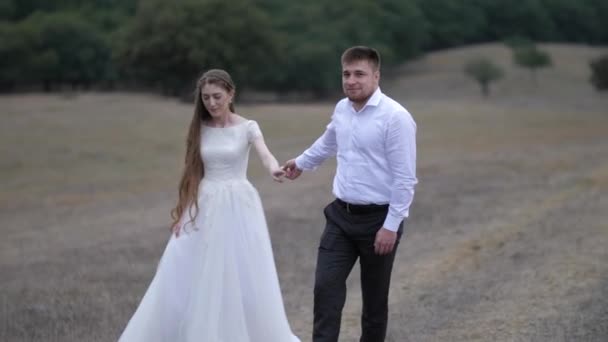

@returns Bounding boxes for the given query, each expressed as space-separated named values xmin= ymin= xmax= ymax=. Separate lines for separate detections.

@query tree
xmin=416 ymin=0 xmax=486 ymax=49
xmin=22 ymin=12 xmax=111 ymax=90
xmin=263 ymin=0 xmax=429 ymax=97
xmin=473 ymin=0 xmax=556 ymax=41
xmin=512 ymin=44 xmax=552 ymax=85
xmin=540 ymin=0 xmax=603 ymax=44
xmin=464 ymin=57 xmax=504 ymax=97
xmin=590 ymin=55 xmax=608 ymax=91
xmin=0 ymin=0 xmax=15 ymax=20
xmin=0 ymin=22 xmax=28 ymax=90
xmin=115 ymin=0 xmax=280 ymax=96
xmin=1 ymin=12 xmax=110 ymax=91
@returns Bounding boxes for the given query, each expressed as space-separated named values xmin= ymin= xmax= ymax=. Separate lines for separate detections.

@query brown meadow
xmin=1 ymin=43 xmax=607 ymax=341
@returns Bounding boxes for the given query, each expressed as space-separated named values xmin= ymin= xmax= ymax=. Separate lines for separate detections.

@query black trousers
xmin=313 ymin=199 xmax=403 ymax=342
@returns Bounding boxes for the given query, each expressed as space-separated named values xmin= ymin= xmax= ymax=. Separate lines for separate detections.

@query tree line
xmin=1 ymin=0 xmax=607 ymax=97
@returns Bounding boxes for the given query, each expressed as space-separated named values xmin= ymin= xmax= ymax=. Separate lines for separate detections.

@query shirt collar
xmin=349 ymin=87 xmax=383 ymax=112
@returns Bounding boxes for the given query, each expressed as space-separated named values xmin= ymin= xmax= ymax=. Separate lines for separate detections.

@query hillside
xmin=0 ymin=43 xmax=607 ymax=342
xmin=385 ymin=42 xmax=607 ymax=108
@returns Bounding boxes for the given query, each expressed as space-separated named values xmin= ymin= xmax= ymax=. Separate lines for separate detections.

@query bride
xmin=118 ymin=69 xmax=300 ymax=342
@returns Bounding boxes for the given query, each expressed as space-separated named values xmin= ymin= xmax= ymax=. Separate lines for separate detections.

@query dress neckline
xmin=202 ymin=120 xmax=249 ymax=129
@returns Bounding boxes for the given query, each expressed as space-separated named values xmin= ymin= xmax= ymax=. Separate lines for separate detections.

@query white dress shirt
xmin=295 ymin=88 xmax=417 ymax=232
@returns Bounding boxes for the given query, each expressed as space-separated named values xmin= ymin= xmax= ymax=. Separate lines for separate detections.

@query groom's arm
xmin=383 ymin=110 xmax=418 ymax=232
xmin=374 ymin=110 xmax=417 ymax=255
xmin=295 ymin=120 xmax=337 ymax=171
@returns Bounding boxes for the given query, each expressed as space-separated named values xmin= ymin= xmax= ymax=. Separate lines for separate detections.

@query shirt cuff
xmin=295 ymin=155 xmax=316 ymax=171
xmin=382 ymin=213 xmax=403 ymax=232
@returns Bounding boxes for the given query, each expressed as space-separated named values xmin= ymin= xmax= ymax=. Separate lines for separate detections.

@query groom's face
xmin=342 ymin=59 xmax=379 ymax=104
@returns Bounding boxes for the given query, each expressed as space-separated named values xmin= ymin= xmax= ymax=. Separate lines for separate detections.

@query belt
xmin=335 ymin=198 xmax=389 ymax=215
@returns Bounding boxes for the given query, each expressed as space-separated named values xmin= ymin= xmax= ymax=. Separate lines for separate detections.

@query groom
xmin=283 ymin=46 xmax=418 ymax=342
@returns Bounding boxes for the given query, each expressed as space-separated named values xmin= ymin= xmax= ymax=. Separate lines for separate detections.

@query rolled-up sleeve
xmin=295 ymin=120 xmax=337 ymax=170
xmin=383 ymin=110 xmax=417 ymax=231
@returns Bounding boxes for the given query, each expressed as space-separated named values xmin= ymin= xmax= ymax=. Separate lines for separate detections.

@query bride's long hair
xmin=170 ymin=69 xmax=236 ymax=229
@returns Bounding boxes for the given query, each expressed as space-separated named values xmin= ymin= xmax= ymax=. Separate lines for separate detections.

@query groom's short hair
xmin=341 ymin=46 xmax=381 ymax=71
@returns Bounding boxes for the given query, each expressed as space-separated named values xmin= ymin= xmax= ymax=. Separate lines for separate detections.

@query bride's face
xmin=201 ymin=83 xmax=233 ymax=118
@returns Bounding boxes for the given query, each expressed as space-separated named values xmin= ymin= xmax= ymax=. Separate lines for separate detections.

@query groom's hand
xmin=282 ymin=159 xmax=302 ymax=180
xmin=374 ymin=227 xmax=397 ymax=255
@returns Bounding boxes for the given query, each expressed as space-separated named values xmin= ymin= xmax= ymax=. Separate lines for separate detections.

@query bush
xmin=464 ymin=57 xmax=504 ymax=97
xmin=590 ymin=55 xmax=608 ymax=91
xmin=511 ymin=44 xmax=552 ymax=85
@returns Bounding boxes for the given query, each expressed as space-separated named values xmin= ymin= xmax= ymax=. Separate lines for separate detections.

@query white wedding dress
xmin=119 ymin=120 xmax=299 ymax=342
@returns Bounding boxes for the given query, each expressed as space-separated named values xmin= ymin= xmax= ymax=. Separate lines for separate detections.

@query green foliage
xmin=0 ymin=0 xmax=16 ymax=20
xmin=115 ymin=0 xmax=280 ymax=96
xmin=1 ymin=0 xmax=608 ymax=95
xmin=511 ymin=44 xmax=552 ymax=84
xmin=0 ymin=11 xmax=110 ymax=90
xmin=373 ymin=0 xmax=429 ymax=62
xmin=540 ymin=0 xmax=603 ymax=44
xmin=474 ymin=0 xmax=556 ymax=41
xmin=464 ymin=57 xmax=504 ymax=97
xmin=590 ymin=1 xmax=608 ymax=42
xmin=266 ymin=0 xmax=428 ymax=96
xmin=9 ymin=0 xmax=76 ymax=20
xmin=7 ymin=0 xmax=136 ymax=20
xmin=513 ymin=47 xmax=551 ymax=69
xmin=30 ymin=12 xmax=110 ymax=87
xmin=0 ymin=22 xmax=27 ymax=89
xmin=589 ymin=55 xmax=608 ymax=91
xmin=416 ymin=0 xmax=485 ymax=49
xmin=80 ymin=6 xmax=131 ymax=34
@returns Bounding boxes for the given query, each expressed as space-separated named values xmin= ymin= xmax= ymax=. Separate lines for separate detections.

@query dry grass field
xmin=1 ymin=43 xmax=607 ymax=341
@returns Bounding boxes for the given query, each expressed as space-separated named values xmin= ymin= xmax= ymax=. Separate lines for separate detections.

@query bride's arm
xmin=252 ymin=137 xmax=285 ymax=182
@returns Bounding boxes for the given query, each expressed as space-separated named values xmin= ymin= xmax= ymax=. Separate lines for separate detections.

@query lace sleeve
xmin=247 ymin=120 xmax=263 ymax=143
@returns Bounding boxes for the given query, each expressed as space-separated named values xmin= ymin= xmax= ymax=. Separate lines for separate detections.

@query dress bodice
xmin=200 ymin=120 xmax=262 ymax=182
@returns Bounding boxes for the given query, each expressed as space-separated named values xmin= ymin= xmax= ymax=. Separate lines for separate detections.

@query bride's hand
xmin=271 ymin=167 xmax=285 ymax=183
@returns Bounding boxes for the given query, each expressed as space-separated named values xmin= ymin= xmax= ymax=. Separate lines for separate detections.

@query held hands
xmin=281 ymin=159 xmax=303 ymax=180
xmin=374 ymin=227 xmax=397 ymax=255
xmin=271 ymin=167 xmax=286 ymax=183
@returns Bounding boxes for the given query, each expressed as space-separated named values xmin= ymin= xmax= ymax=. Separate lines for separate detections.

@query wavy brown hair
xmin=170 ymin=69 xmax=236 ymax=229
